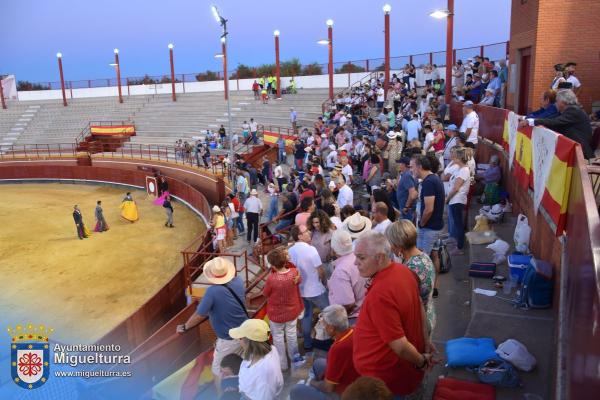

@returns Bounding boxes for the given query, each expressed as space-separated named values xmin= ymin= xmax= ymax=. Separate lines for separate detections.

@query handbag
xmin=469 ymin=262 xmax=497 ymax=278
xmin=436 ymin=239 xmax=452 ymax=273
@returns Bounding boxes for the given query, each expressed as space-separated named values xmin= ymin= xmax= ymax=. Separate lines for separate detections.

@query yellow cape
xmin=120 ymin=200 xmax=139 ymax=222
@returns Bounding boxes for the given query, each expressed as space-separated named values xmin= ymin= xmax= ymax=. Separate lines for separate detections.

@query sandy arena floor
xmin=0 ymin=183 xmax=205 ymax=344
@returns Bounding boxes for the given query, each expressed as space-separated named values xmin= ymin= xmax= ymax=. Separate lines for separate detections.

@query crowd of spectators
xmin=174 ymin=53 xmax=598 ymax=400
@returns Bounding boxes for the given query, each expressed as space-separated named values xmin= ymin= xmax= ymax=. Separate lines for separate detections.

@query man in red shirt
xmin=290 ymin=304 xmax=360 ymax=399
xmin=352 ymin=231 xmax=434 ymax=396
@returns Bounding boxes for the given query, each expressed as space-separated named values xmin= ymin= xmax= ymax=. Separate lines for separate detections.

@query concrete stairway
xmin=129 ymin=89 xmax=326 ymax=146
xmin=3 ymin=89 xmax=327 ymax=147
xmin=9 ymin=96 xmax=151 ymax=145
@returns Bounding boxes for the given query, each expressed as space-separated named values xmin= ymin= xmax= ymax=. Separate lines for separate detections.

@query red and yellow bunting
xmin=499 ymin=116 xmax=575 ymax=235
xmin=263 ymin=131 xmax=296 ymax=151
xmin=90 ymin=125 xmax=136 ymax=136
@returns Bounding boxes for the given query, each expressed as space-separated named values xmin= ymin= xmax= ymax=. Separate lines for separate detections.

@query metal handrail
xmin=17 ymin=41 xmax=508 ymax=92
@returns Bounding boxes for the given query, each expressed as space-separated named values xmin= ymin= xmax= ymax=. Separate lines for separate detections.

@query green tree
xmin=195 ymin=71 xmax=219 ymax=82
xmin=234 ymin=64 xmax=255 ymax=79
xmin=256 ymin=63 xmax=276 ymax=77
xmin=17 ymin=81 xmax=50 ymax=91
xmin=281 ymin=58 xmax=302 ymax=77
xmin=335 ymin=62 xmax=366 ymax=73
xmin=301 ymin=63 xmax=323 ymax=76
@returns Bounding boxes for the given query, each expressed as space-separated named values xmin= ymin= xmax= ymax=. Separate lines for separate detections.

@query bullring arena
xmin=0 ymin=183 xmax=205 ymax=344
xmin=1 ymin=1 xmax=600 ymax=397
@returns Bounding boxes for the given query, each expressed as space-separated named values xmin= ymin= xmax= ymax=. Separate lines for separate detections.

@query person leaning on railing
xmin=520 ymin=89 xmax=594 ymax=159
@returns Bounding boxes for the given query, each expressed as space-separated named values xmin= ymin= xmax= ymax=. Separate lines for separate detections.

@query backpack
xmin=473 ymin=358 xmax=521 ymax=388
xmin=514 ymin=259 xmax=553 ymax=309
xmin=436 ymin=238 xmax=452 ymax=273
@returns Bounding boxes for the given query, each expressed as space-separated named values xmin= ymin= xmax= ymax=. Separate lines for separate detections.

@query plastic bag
xmin=496 ymin=339 xmax=537 ymax=371
xmin=513 ymin=214 xmax=531 ymax=253
xmin=487 ymin=239 xmax=510 ymax=264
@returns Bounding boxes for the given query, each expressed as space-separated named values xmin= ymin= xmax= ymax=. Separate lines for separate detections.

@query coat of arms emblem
xmin=8 ymin=324 xmax=53 ymax=390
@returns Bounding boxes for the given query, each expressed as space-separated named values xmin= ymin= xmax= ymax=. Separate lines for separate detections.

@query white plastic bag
xmin=487 ymin=239 xmax=510 ymax=264
xmin=496 ymin=339 xmax=537 ymax=371
xmin=514 ymin=214 xmax=531 ymax=253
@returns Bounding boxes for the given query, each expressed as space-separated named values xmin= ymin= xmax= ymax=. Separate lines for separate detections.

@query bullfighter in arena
xmin=73 ymin=205 xmax=88 ymax=239
xmin=94 ymin=200 xmax=109 ymax=232
xmin=120 ymin=192 xmax=139 ymax=223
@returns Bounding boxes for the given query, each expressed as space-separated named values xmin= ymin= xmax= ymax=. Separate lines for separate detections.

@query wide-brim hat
xmin=250 ymin=189 xmax=258 ymax=196
xmin=331 ymin=229 xmax=353 ymax=256
xmin=229 ymin=319 xmax=270 ymax=342
xmin=202 ymin=257 xmax=236 ymax=285
xmin=212 ymin=205 xmax=221 ymax=213
xmin=386 ymin=131 xmax=399 ymax=139
xmin=342 ymin=212 xmax=372 ymax=239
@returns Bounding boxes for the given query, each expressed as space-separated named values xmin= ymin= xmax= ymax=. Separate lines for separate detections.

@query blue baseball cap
xmin=446 ymin=124 xmax=458 ymax=131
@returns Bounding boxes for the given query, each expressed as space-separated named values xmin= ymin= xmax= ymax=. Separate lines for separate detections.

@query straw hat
xmin=229 ymin=319 xmax=270 ymax=342
xmin=342 ymin=212 xmax=372 ymax=239
xmin=331 ymin=230 xmax=353 ymax=256
xmin=202 ymin=257 xmax=236 ymax=285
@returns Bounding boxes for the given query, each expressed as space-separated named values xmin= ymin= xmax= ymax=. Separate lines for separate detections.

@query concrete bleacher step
xmin=444 ymin=210 xmax=555 ymax=400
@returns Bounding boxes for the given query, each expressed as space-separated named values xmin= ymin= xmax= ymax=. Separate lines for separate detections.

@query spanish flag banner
xmin=512 ymin=125 xmax=533 ymax=190
xmin=90 ymin=125 xmax=136 ymax=136
xmin=263 ymin=131 xmax=296 ymax=151
xmin=539 ymin=133 xmax=575 ymax=235
xmin=531 ymin=126 xmax=558 ymax=214
xmin=506 ymin=111 xmax=519 ymax=169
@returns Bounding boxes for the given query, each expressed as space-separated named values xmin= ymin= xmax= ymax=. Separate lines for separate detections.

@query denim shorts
xmin=417 ymin=227 xmax=442 ymax=255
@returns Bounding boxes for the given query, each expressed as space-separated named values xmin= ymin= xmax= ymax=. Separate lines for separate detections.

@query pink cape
xmin=153 ymin=191 xmax=170 ymax=206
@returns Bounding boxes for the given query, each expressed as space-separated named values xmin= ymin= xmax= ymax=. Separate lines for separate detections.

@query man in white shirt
xmin=340 ymin=156 xmax=353 ymax=184
xmin=326 ymin=145 xmax=338 ymax=169
xmin=376 ymin=85 xmax=385 ymax=111
xmin=371 ymin=202 xmax=392 ymax=234
xmin=338 ymin=113 xmax=347 ymax=127
xmin=288 ymin=225 xmax=329 ymax=351
xmin=459 ymin=101 xmax=479 ymax=145
xmin=406 ymin=115 xmax=422 ymax=142
xmin=243 ymin=189 xmax=262 ymax=243
xmin=249 ymin=118 xmax=258 ymax=144
xmin=336 ymin=176 xmax=354 ymax=208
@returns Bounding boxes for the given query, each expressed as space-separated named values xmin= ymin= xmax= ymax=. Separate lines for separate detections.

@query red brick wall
xmin=507 ymin=0 xmax=600 ymax=112
xmin=506 ymin=0 xmax=539 ymax=111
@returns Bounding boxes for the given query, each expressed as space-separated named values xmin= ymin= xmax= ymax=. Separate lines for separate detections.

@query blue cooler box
xmin=508 ymin=254 xmax=533 ymax=283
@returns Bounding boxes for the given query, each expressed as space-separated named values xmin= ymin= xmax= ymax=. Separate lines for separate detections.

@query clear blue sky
xmin=1 ymin=0 xmax=511 ymax=83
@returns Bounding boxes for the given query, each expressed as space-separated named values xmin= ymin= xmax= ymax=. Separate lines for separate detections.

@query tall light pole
xmin=327 ymin=19 xmax=334 ymax=101
xmin=383 ymin=4 xmax=391 ymax=99
xmin=211 ymin=5 xmax=234 ymax=165
xmin=168 ymin=44 xmax=176 ymax=102
xmin=274 ymin=30 xmax=281 ymax=99
xmin=221 ymin=37 xmax=229 ymax=101
xmin=56 ymin=53 xmax=68 ymax=106
xmin=113 ymin=48 xmax=123 ymax=103
xmin=430 ymin=3 xmax=454 ymax=106
xmin=0 ymin=76 xmax=6 ymax=110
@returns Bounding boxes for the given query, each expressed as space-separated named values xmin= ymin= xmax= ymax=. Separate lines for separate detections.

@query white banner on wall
xmin=531 ymin=126 xmax=558 ymax=214
xmin=2 ymin=75 xmax=18 ymax=100
xmin=507 ymin=111 xmax=519 ymax=169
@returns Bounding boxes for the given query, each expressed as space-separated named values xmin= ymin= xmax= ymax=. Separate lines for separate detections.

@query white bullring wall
xmin=16 ymin=67 xmax=447 ymax=101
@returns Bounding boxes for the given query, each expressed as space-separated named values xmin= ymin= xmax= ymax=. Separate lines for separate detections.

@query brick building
xmin=506 ymin=0 xmax=600 ymax=113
